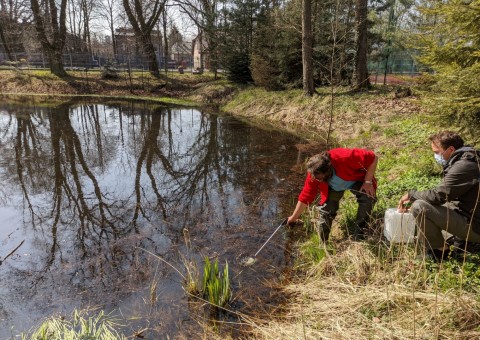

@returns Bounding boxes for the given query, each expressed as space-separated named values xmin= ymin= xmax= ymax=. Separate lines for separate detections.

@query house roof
xmin=171 ymin=42 xmax=191 ymax=54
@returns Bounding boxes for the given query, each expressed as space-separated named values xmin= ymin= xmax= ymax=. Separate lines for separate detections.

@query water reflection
xmin=0 ymin=100 xmax=303 ymax=337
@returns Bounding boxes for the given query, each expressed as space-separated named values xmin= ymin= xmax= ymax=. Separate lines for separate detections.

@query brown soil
xmin=369 ymin=74 xmax=420 ymax=85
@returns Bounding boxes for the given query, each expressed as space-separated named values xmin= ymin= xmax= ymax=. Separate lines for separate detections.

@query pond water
xmin=0 ymin=99 xmax=307 ymax=338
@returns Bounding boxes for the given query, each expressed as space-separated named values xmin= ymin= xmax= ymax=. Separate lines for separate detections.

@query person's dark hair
xmin=307 ymin=152 xmax=333 ymax=179
xmin=429 ymin=131 xmax=464 ymax=150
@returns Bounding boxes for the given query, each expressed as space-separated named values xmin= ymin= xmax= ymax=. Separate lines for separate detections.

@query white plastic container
xmin=384 ymin=208 xmax=416 ymax=243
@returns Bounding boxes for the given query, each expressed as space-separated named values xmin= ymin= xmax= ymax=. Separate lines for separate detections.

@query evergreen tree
xmin=218 ymin=0 xmax=264 ymax=83
xmin=251 ymin=0 xmax=302 ymax=89
xmin=413 ymin=0 xmax=480 ymax=125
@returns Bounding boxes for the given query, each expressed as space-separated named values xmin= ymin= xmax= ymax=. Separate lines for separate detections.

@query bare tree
xmin=302 ymin=0 xmax=314 ymax=96
xmin=353 ymin=0 xmax=370 ymax=90
xmin=176 ymin=0 xmax=219 ymax=78
xmin=30 ymin=0 xmax=68 ymax=76
xmin=67 ymin=0 xmax=97 ymax=52
xmin=97 ymin=0 xmax=120 ymax=57
xmin=0 ymin=0 xmax=30 ymax=60
xmin=80 ymin=0 xmax=95 ymax=51
xmin=0 ymin=19 xmax=13 ymax=59
xmin=122 ymin=0 xmax=167 ymax=77
xmin=161 ymin=9 xmax=168 ymax=75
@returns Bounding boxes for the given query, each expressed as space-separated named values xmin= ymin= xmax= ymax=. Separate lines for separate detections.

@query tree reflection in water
xmin=0 ymin=100 xmax=302 ymax=337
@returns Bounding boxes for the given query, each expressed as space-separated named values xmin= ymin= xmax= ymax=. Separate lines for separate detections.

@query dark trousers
xmin=411 ymin=199 xmax=480 ymax=250
xmin=316 ymin=181 xmax=376 ymax=241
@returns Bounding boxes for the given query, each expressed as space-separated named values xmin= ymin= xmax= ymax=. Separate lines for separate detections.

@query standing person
xmin=288 ymin=148 xmax=378 ymax=241
xmin=398 ymin=131 xmax=480 ymax=260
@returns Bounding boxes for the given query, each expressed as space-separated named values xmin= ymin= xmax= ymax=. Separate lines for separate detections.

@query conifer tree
xmin=414 ymin=0 xmax=480 ymax=123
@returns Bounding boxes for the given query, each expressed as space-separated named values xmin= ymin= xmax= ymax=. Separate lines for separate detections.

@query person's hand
xmin=398 ymin=193 xmax=411 ymax=212
xmin=360 ymin=181 xmax=375 ymax=198
xmin=287 ymin=216 xmax=296 ymax=226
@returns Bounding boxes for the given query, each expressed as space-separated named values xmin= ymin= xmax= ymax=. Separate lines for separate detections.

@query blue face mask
xmin=434 ymin=152 xmax=447 ymax=166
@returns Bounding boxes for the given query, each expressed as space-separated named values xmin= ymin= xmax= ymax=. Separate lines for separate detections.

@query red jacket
xmin=298 ymin=148 xmax=377 ymax=205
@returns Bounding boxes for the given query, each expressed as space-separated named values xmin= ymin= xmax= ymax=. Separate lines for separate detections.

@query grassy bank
xmin=223 ymin=85 xmax=480 ymax=338
xmin=0 ymin=69 xmax=237 ymax=107
xmin=223 ymin=85 xmax=422 ymax=144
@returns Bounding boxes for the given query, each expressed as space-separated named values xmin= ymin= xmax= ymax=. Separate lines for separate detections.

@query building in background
xmin=170 ymin=41 xmax=192 ymax=68
xmin=192 ymin=33 xmax=209 ymax=70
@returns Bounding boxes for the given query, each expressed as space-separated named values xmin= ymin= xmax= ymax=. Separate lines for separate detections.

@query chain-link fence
xmin=368 ymin=50 xmax=430 ymax=76
xmin=0 ymin=52 xmax=192 ymax=71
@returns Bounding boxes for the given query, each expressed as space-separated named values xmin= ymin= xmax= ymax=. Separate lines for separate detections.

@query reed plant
xmin=182 ymin=256 xmax=201 ymax=296
xmin=202 ymin=257 xmax=231 ymax=308
xmin=181 ymin=228 xmax=201 ymax=296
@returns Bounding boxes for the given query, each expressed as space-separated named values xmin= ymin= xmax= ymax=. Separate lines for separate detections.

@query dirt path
xmin=369 ymin=74 xmax=419 ymax=85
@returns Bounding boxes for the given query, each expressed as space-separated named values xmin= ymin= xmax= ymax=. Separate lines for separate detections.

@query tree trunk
xmin=30 ymin=0 xmax=68 ymax=77
xmin=206 ymin=35 xmax=218 ymax=79
xmin=141 ymin=34 xmax=160 ymax=77
xmin=80 ymin=0 xmax=93 ymax=52
xmin=122 ymin=0 xmax=164 ymax=78
xmin=162 ymin=10 xmax=168 ymax=75
xmin=353 ymin=0 xmax=370 ymax=90
xmin=199 ymin=1 xmax=218 ymax=78
xmin=302 ymin=0 xmax=314 ymax=96
xmin=0 ymin=20 xmax=13 ymax=61
xmin=110 ymin=23 xmax=117 ymax=59
xmin=47 ymin=49 xmax=67 ymax=76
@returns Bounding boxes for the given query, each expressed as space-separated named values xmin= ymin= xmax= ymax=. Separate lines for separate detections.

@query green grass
xmin=427 ymin=253 xmax=480 ymax=293
xmin=0 ymin=92 xmax=197 ymax=107
xmin=223 ymin=86 xmax=316 ymax=111
xmin=300 ymin=233 xmax=330 ymax=264
xmin=21 ymin=310 xmax=127 ymax=340
xmin=292 ymin=82 xmax=480 ymax=294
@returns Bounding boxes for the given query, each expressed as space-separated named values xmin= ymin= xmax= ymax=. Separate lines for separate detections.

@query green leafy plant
xmin=427 ymin=253 xmax=480 ymax=293
xmin=300 ymin=232 xmax=328 ymax=264
xmin=21 ymin=310 xmax=126 ymax=340
xmin=202 ymin=257 xmax=231 ymax=308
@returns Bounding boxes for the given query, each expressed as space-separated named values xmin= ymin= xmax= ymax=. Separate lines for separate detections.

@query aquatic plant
xmin=21 ymin=310 xmax=126 ymax=340
xmin=182 ymin=256 xmax=201 ymax=296
xmin=202 ymin=257 xmax=231 ymax=308
xmin=180 ymin=228 xmax=201 ymax=296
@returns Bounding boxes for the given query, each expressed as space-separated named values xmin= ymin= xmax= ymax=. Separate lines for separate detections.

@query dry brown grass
xmin=223 ymin=86 xmax=422 ymax=148
xmin=0 ymin=69 xmax=221 ymax=99
xmin=242 ymin=241 xmax=480 ymax=339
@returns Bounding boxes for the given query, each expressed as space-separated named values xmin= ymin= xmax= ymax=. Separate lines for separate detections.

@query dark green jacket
xmin=408 ymin=146 xmax=480 ymax=233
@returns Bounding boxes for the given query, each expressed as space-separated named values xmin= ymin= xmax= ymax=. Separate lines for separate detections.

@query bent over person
xmin=288 ymin=148 xmax=378 ymax=241
xmin=398 ymin=131 xmax=480 ymax=261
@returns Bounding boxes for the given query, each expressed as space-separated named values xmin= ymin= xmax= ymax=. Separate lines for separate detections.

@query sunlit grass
xmin=238 ymin=85 xmax=480 ymax=338
xmin=21 ymin=310 xmax=127 ymax=340
xmin=245 ymin=235 xmax=480 ymax=338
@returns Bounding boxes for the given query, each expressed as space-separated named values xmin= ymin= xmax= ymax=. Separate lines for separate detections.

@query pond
xmin=0 ymin=99 xmax=307 ymax=338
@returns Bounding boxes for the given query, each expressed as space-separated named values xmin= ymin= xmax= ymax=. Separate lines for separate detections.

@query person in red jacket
xmin=287 ymin=148 xmax=378 ymax=241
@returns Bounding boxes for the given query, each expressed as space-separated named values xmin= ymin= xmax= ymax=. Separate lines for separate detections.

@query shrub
xmin=224 ymin=52 xmax=253 ymax=84
xmin=101 ymin=63 xmax=121 ymax=79
xmin=250 ymin=54 xmax=284 ymax=91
